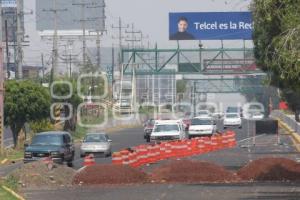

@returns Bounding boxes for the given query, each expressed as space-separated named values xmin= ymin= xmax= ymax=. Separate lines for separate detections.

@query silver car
xmin=80 ymin=133 xmax=112 ymax=157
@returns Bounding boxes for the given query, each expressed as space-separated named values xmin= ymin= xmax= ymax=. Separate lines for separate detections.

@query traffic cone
xmin=83 ymin=154 xmax=96 ymax=167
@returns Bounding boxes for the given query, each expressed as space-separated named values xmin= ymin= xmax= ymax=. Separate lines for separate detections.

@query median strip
xmin=1 ymin=186 xmax=25 ymax=200
xmin=276 ymin=118 xmax=300 ymax=152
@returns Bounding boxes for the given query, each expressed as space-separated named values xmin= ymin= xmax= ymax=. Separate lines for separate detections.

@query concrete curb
xmin=1 ymin=159 xmax=8 ymax=165
xmin=1 ymin=185 xmax=25 ymax=200
xmin=277 ymin=118 xmax=300 ymax=152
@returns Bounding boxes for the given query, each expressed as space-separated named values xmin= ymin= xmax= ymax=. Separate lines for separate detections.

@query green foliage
xmin=4 ymin=80 xmax=51 ymax=146
xmin=252 ymin=0 xmax=300 ymax=120
xmin=4 ymin=175 xmax=19 ymax=191
xmin=29 ymin=119 xmax=54 ymax=134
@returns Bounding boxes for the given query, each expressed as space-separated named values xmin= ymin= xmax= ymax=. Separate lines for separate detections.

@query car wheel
xmin=239 ymin=126 xmax=242 ymax=129
xmin=80 ymin=154 xmax=85 ymax=158
xmin=106 ymin=152 xmax=112 ymax=157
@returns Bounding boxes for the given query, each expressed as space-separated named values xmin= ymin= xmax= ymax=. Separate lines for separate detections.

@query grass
xmin=73 ymin=125 xmax=88 ymax=141
xmin=3 ymin=175 xmax=19 ymax=191
xmin=0 ymin=186 xmax=18 ymax=200
xmin=0 ymin=148 xmax=24 ymax=164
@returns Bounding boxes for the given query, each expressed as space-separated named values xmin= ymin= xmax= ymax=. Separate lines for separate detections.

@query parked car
xmin=150 ymin=120 xmax=186 ymax=142
xmin=144 ymin=119 xmax=155 ymax=142
xmin=188 ymin=117 xmax=216 ymax=138
xmin=24 ymin=131 xmax=75 ymax=167
xmin=223 ymin=113 xmax=242 ymax=129
xmin=80 ymin=132 xmax=112 ymax=157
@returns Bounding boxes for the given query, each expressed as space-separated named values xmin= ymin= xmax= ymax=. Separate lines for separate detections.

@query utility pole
xmin=5 ymin=20 xmax=10 ymax=79
xmin=139 ymin=32 xmax=149 ymax=49
xmin=73 ymin=0 xmax=95 ymax=68
xmin=41 ymin=53 xmax=44 ymax=83
xmin=0 ymin=5 xmax=4 ymax=154
xmin=112 ymin=17 xmax=129 ymax=65
xmin=125 ymin=23 xmax=141 ymax=49
xmin=16 ymin=0 xmax=23 ymax=79
xmin=43 ymin=0 xmax=67 ymax=81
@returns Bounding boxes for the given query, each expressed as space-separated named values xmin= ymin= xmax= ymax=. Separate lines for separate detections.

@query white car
xmin=223 ymin=113 xmax=242 ymax=129
xmin=250 ymin=112 xmax=264 ymax=120
xmin=188 ymin=117 xmax=216 ymax=138
xmin=196 ymin=110 xmax=211 ymax=118
xmin=150 ymin=120 xmax=186 ymax=142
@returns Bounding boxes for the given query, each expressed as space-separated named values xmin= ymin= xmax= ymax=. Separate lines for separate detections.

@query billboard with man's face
xmin=169 ymin=12 xmax=253 ymax=40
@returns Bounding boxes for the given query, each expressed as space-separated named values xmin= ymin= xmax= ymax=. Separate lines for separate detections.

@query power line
xmin=72 ymin=0 xmax=96 ymax=68
xmin=125 ymin=23 xmax=141 ymax=49
xmin=42 ymin=0 xmax=67 ymax=80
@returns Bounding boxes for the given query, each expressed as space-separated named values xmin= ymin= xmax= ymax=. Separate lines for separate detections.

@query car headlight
xmin=24 ymin=152 xmax=32 ymax=158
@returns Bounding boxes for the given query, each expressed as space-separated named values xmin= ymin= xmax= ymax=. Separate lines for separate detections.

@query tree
xmin=4 ymin=80 xmax=51 ymax=146
xmin=251 ymin=0 xmax=300 ymax=121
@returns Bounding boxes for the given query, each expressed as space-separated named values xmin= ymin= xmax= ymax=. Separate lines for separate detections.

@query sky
xmin=21 ymin=0 xmax=252 ymax=66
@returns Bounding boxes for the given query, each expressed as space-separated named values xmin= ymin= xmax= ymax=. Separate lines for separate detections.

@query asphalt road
xmin=72 ymin=119 xmax=253 ymax=169
xmin=73 ymin=127 xmax=146 ymax=169
xmin=24 ymin=183 xmax=300 ymax=200
xmin=3 ymin=119 xmax=300 ymax=200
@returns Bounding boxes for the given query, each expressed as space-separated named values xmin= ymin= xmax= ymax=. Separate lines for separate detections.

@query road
xmin=2 ymin=119 xmax=300 ymax=200
xmin=73 ymin=127 xmax=146 ymax=169
xmin=24 ymin=183 xmax=300 ymax=200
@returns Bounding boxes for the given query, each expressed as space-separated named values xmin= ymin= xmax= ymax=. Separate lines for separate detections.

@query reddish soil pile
xmin=150 ymin=159 xmax=239 ymax=183
xmin=73 ymin=164 xmax=149 ymax=185
xmin=237 ymin=157 xmax=300 ymax=182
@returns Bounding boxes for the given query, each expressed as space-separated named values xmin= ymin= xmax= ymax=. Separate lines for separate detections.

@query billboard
xmin=169 ymin=12 xmax=253 ymax=40
xmin=36 ymin=0 xmax=105 ymax=31
xmin=1 ymin=1 xmax=24 ymax=42
xmin=1 ymin=0 xmax=17 ymax=7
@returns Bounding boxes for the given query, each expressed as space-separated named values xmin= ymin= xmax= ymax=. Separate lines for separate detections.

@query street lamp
xmin=199 ymin=41 xmax=204 ymax=71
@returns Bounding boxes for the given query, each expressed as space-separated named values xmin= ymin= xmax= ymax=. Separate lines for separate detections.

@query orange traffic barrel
xmin=112 ymin=152 xmax=123 ymax=165
xmin=83 ymin=154 xmax=96 ymax=167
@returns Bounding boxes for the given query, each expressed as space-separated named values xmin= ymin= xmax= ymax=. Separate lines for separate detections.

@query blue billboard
xmin=169 ymin=12 xmax=253 ymax=40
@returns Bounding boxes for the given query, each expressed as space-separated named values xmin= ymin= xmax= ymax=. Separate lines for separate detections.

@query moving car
xmin=226 ymin=106 xmax=243 ymax=117
xmin=150 ymin=120 xmax=185 ymax=142
xmin=196 ymin=110 xmax=211 ymax=118
xmin=24 ymin=131 xmax=75 ymax=167
xmin=223 ymin=113 xmax=242 ymax=129
xmin=144 ymin=119 xmax=155 ymax=142
xmin=80 ymin=132 xmax=112 ymax=157
xmin=250 ymin=112 xmax=264 ymax=120
xmin=188 ymin=117 xmax=216 ymax=138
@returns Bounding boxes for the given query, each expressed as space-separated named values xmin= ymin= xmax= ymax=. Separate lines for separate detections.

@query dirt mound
xmin=150 ymin=159 xmax=239 ymax=183
xmin=73 ymin=164 xmax=149 ymax=185
xmin=237 ymin=157 xmax=300 ymax=182
xmin=9 ymin=161 xmax=76 ymax=188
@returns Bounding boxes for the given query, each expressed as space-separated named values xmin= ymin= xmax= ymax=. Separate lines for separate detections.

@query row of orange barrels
xmin=112 ymin=130 xmax=236 ymax=168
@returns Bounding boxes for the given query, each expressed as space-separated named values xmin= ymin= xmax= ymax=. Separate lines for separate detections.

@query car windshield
xmin=227 ymin=107 xmax=239 ymax=113
xmin=84 ymin=134 xmax=107 ymax=142
xmin=191 ymin=118 xmax=213 ymax=125
xmin=226 ymin=114 xmax=239 ymax=118
xmin=198 ymin=111 xmax=208 ymax=115
xmin=154 ymin=124 xmax=179 ymax=132
xmin=31 ymin=135 xmax=63 ymax=146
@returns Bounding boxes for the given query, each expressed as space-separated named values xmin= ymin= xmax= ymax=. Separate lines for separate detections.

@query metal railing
xmin=271 ymin=110 xmax=300 ymax=135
